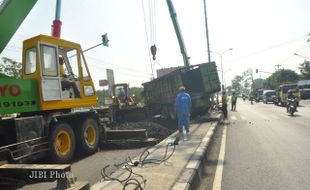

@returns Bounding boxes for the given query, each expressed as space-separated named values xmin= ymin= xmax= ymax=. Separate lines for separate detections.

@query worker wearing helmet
xmin=286 ymin=89 xmax=296 ymax=112
xmin=175 ymin=86 xmax=192 ymax=141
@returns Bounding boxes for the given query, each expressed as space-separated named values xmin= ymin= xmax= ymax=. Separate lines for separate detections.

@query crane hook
xmin=150 ymin=45 xmax=157 ymax=60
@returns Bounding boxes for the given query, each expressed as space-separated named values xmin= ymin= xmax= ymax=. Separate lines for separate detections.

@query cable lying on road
xmin=101 ymin=142 xmax=177 ymax=189
xmin=101 ymin=164 xmax=146 ymax=190
xmin=138 ymin=143 xmax=176 ymax=166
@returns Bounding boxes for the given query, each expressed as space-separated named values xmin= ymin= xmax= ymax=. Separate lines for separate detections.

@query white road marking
xmin=212 ymin=124 xmax=227 ymax=190
xmin=240 ymin=115 xmax=246 ymax=120
xmin=230 ymin=116 xmax=237 ymax=121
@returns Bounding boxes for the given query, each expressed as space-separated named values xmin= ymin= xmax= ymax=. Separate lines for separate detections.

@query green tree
xmin=264 ymin=69 xmax=299 ymax=89
xmin=96 ymin=90 xmax=109 ymax=106
xmin=129 ymin=87 xmax=144 ymax=105
xmin=231 ymin=75 xmax=243 ymax=94
xmin=0 ymin=57 xmax=22 ymax=78
xmin=299 ymin=60 xmax=310 ymax=79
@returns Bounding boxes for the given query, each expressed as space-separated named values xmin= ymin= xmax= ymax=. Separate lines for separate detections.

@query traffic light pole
xmin=82 ymin=34 xmax=109 ymax=53
xmin=82 ymin=43 xmax=103 ymax=53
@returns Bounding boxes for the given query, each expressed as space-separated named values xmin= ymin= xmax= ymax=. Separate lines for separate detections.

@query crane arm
xmin=0 ymin=0 xmax=38 ymax=54
xmin=166 ymin=0 xmax=190 ymax=67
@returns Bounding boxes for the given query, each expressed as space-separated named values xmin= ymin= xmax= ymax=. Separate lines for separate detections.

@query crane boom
xmin=0 ymin=0 xmax=38 ymax=54
xmin=166 ymin=0 xmax=190 ymax=67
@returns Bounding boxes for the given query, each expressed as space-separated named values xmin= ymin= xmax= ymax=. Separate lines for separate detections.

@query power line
xmin=89 ymin=63 xmax=151 ymax=78
xmin=228 ymin=34 xmax=308 ymax=63
xmin=85 ymin=55 xmax=152 ymax=75
xmin=141 ymin=0 xmax=154 ymax=78
xmin=87 ymin=62 xmax=152 ymax=79
xmin=275 ymin=41 xmax=309 ymax=67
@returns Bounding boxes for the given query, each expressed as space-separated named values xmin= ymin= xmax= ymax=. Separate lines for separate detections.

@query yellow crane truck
xmin=0 ymin=35 xmax=148 ymax=164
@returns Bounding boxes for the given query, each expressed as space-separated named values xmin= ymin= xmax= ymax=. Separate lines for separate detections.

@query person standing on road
xmin=222 ymin=91 xmax=228 ymax=119
xmin=231 ymin=92 xmax=237 ymax=111
xmin=175 ymin=86 xmax=192 ymax=140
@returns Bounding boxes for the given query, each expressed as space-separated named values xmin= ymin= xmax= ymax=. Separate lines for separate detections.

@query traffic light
xmin=256 ymin=69 xmax=258 ymax=73
xmin=102 ymin=33 xmax=109 ymax=47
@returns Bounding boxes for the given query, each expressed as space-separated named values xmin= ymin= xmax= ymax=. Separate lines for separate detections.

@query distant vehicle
xmin=287 ymin=89 xmax=298 ymax=116
xmin=262 ymin=90 xmax=276 ymax=104
xmin=276 ymin=83 xmax=300 ymax=106
xmin=255 ymin=88 xmax=264 ymax=102
xmin=297 ymin=80 xmax=310 ymax=100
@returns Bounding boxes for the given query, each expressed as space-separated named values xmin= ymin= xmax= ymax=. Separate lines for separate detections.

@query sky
xmin=1 ymin=0 xmax=310 ymax=89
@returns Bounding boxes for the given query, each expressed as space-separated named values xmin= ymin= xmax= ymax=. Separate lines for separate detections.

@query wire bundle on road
xmin=101 ymin=142 xmax=177 ymax=189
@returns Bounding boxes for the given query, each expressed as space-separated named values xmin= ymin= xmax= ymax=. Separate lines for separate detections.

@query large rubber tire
xmin=76 ymin=118 xmax=99 ymax=155
xmin=290 ymin=109 xmax=294 ymax=116
xmin=49 ymin=122 xmax=76 ymax=163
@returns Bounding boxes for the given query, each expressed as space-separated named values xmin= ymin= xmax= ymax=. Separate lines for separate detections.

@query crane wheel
xmin=77 ymin=118 xmax=99 ymax=155
xmin=49 ymin=122 xmax=76 ymax=163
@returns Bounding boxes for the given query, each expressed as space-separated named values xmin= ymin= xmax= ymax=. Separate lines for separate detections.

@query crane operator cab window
xmin=115 ymin=86 xmax=127 ymax=100
xmin=58 ymin=48 xmax=81 ymax=99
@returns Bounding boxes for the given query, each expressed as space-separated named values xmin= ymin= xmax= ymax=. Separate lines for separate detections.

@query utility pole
xmin=203 ymin=0 xmax=211 ymax=63
xmin=275 ymin=64 xmax=282 ymax=71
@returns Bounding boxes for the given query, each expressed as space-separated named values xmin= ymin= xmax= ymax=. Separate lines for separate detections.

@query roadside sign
xmin=99 ymin=80 xmax=108 ymax=87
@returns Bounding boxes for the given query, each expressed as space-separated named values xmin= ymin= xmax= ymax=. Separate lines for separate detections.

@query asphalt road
xmin=200 ymin=99 xmax=310 ymax=190
xmin=19 ymin=119 xmax=176 ymax=190
xmin=21 ymin=146 xmax=147 ymax=189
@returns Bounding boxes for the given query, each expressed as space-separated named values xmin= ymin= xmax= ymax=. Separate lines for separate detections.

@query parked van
xmin=262 ymin=90 xmax=276 ymax=104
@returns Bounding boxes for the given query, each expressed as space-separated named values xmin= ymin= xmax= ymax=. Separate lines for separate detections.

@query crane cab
xmin=22 ymin=35 xmax=97 ymax=111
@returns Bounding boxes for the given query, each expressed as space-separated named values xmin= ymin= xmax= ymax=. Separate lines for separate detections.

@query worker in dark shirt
xmin=222 ymin=91 xmax=228 ymax=119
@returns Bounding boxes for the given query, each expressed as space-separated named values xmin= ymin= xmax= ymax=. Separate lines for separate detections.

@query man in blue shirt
xmin=175 ymin=86 xmax=192 ymax=140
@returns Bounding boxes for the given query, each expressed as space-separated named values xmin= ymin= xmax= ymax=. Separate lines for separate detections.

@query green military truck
xmin=142 ymin=62 xmax=220 ymax=120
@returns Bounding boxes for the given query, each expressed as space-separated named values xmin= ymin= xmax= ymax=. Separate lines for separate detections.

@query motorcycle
xmin=287 ymin=99 xmax=297 ymax=116
xmin=272 ymin=95 xmax=278 ymax=106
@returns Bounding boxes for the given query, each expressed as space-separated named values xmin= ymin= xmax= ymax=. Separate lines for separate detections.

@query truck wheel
xmin=49 ymin=122 xmax=76 ymax=163
xmin=77 ymin=118 xmax=99 ymax=155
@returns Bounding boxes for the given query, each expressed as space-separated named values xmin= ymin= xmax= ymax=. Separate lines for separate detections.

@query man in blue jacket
xmin=175 ymin=86 xmax=192 ymax=141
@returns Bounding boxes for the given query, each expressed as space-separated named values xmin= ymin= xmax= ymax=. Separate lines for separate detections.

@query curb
xmin=171 ymin=113 xmax=222 ymax=190
xmin=91 ymin=113 xmax=222 ymax=190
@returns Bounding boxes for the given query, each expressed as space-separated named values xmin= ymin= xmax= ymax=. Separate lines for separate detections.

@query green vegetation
xmin=231 ymin=75 xmax=243 ymax=94
xmin=0 ymin=57 xmax=21 ymax=78
xmin=264 ymin=69 xmax=299 ymax=89
xmin=129 ymin=87 xmax=144 ymax=106
xmin=299 ymin=60 xmax=310 ymax=79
